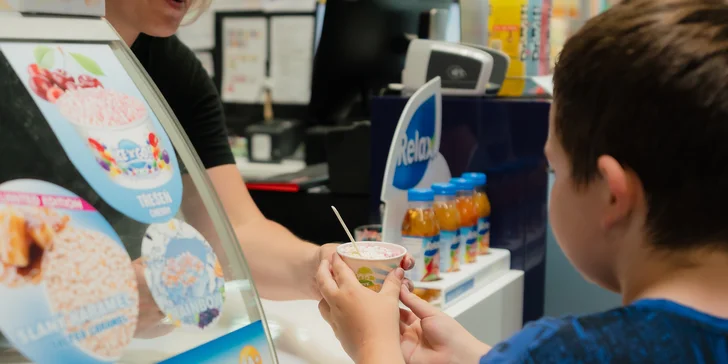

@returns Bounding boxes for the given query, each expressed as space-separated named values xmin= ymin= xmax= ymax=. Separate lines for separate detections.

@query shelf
xmin=412 ymin=247 xmax=512 ymax=309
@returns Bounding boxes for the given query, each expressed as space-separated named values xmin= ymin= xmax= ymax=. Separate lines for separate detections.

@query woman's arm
xmin=136 ymin=34 xmax=325 ymax=301
xmin=181 ymin=167 xmax=322 ymax=300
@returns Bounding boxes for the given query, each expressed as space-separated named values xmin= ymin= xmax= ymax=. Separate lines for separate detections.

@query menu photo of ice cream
xmin=142 ymin=219 xmax=226 ymax=332
xmin=0 ymin=42 xmax=183 ymax=224
xmin=26 ymin=45 xmax=174 ymax=190
xmin=0 ymin=179 xmax=139 ymax=364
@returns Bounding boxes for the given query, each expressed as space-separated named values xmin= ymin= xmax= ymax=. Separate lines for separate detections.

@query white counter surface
xmin=263 ymin=270 xmax=525 ymax=364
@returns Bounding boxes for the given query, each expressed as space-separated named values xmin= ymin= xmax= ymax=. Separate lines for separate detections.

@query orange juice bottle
xmin=450 ymin=178 xmax=478 ymax=264
xmin=464 ymin=173 xmax=492 ymax=255
xmin=401 ymin=188 xmax=441 ymax=282
xmin=432 ymin=183 xmax=461 ymax=272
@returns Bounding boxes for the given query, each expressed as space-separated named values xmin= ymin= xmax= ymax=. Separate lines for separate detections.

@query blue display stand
xmin=370 ymin=95 xmax=550 ymax=324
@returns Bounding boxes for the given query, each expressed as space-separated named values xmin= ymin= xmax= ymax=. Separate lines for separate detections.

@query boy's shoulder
xmin=480 ymin=300 xmax=728 ymax=364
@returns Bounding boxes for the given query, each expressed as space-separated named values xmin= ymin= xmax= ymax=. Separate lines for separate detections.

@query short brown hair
xmin=553 ymin=0 xmax=728 ymax=249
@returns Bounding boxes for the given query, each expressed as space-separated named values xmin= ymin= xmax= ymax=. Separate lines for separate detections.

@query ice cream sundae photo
xmin=24 ymin=45 xmax=175 ymax=189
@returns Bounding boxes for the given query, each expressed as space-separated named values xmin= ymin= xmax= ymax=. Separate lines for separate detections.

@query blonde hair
xmin=183 ymin=0 xmax=212 ymax=25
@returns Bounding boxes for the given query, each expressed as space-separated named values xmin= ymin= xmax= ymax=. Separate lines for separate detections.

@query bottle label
xmin=459 ymin=226 xmax=478 ymax=264
xmin=478 ymin=216 xmax=491 ymax=255
xmin=402 ymin=236 xmax=440 ymax=282
xmin=438 ymin=230 xmax=459 ymax=272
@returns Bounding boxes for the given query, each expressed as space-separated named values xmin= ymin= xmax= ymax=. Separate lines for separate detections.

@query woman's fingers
xmin=401 ymin=254 xmax=416 ymax=270
xmin=316 ymin=259 xmax=339 ymax=302
xmin=331 ymin=253 xmax=360 ymax=287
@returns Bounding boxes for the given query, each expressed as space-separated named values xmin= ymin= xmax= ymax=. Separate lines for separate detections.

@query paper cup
xmin=336 ymin=242 xmax=407 ymax=292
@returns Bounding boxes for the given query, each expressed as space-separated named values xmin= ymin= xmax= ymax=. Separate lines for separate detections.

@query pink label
xmin=539 ymin=0 xmax=552 ymax=75
xmin=0 ymin=191 xmax=96 ymax=211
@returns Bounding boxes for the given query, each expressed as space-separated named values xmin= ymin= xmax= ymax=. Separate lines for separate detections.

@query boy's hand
xmin=316 ymin=253 xmax=406 ymax=364
xmin=311 ymin=243 xmax=415 ymax=300
xmin=399 ymin=287 xmax=491 ymax=364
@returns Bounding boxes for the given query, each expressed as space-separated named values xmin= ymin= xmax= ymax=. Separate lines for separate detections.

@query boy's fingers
xmin=331 ymin=253 xmax=360 ymax=287
xmin=318 ymin=299 xmax=332 ymax=324
xmin=399 ymin=307 xmax=418 ymax=326
xmin=380 ymin=268 xmax=405 ymax=297
xmin=316 ymin=260 xmax=339 ymax=301
xmin=400 ymin=284 xmax=439 ymax=319
xmin=399 ymin=320 xmax=408 ymax=335
xmin=403 ymin=278 xmax=414 ymax=292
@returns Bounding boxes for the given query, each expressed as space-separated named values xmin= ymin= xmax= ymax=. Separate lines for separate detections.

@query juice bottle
xmin=431 ymin=183 xmax=461 ymax=273
xmin=401 ymin=188 xmax=441 ymax=282
xmin=450 ymin=178 xmax=478 ymax=264
xmin=463 ymin=172 xmax=492 ymax=255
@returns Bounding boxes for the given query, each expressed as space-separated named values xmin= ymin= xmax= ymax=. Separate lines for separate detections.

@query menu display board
xmin=0 ymin=17 xmax=279 ymax=363
xmin=0 ymin=179 xmax=139 ymax=364
xmin=0 ymin=42 xmax=183 ymax=225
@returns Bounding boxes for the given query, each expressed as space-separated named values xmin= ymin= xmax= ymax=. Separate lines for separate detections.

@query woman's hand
xmin=398 ymin=287 xmax=491 ymax=364
xmin=316 ymin=253 xmax=406 ymax=364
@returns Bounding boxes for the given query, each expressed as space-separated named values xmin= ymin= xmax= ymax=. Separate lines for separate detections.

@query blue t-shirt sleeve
xmin=480 ymin=300 xmax=728 ymax=364
xmin=479 ymin=317 xmax=573 ymax=364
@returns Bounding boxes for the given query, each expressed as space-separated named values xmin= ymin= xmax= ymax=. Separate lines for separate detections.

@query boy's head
xmin=547 ymin=0 xmax=728 ymax=292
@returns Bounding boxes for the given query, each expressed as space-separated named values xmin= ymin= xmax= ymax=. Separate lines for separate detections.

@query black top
xmin=131 ymin=34 xmax=235 ymax=169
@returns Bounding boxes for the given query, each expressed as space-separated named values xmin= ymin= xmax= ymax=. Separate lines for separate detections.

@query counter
xmin=264 ymin=266 xmax=524 ymax=363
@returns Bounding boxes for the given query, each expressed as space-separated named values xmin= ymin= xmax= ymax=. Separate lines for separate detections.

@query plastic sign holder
xmin=380 ymin=77 xmax=450 ymax=245
xmin=414 ymin=248 xmax=512 ymax=309
xmin=379 ymin=77 xmax=515 ymax=310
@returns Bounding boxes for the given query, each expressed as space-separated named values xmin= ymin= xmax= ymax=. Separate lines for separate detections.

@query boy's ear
xmin=597 ymin=155 xmax=638 ymax=229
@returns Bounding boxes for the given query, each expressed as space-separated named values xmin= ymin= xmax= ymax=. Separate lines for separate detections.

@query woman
xmin=102 ymin=0 xmax=414 ymax=337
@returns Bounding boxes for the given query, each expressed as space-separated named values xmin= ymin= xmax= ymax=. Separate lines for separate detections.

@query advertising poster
xmin=0 ymin=179 xmax=139 ymax=364
xmin=0 ymin=42 xmax=183 ymax=224
xmin=141 ymin=219 xmax=226 ymax=332
xmin=380 ymin=77 xmax=450 ymax=245
xmin=160 ymin=320 xmax=275 ymax=364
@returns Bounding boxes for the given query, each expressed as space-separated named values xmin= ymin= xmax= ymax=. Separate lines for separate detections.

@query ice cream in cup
xmin=56 ymin=88 xmax=174 ymax=190
xmin=336 ymin=242 xmax=407 ymax=292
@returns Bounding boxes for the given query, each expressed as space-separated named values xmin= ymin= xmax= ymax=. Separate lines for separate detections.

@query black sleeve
xmin=133 ymin=35 xmax=235 ymax=169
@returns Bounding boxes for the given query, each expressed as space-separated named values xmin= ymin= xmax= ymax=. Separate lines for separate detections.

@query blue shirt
xmin=480 ymin=299 xmax=728 ymax=363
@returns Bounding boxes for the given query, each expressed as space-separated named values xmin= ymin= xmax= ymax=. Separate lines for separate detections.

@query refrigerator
xmin=0 ymin=12 xmax=278 ymax=364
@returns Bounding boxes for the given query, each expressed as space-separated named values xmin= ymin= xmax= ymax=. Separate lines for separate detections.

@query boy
xmin=315 ymin=0 xmax=728 ymax=363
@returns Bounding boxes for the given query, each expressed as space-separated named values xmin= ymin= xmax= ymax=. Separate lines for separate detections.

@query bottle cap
xmin=450 ymin=178 xmax=474 ymax=191
xmin=407 ymin=188 xmax=434 ymax=202
xmin=462 ymin=172 xmax=487 ymax=186
xmin=431 ymin=183 xmax=456 ymax=196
